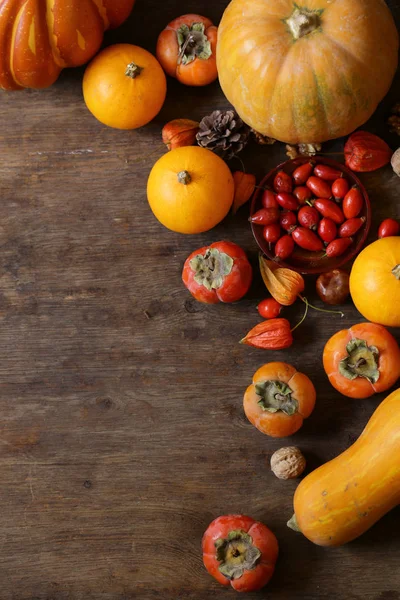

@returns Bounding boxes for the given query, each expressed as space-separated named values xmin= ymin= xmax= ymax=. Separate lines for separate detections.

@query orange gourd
xmin=217 ymin=0 xmax=398 ymax=144
xmin=0 ymin=0 xmax=135 ymax=90
xmin=243 ymin=362 xmax=316 ymax=438
xmin=323 ymin=322 xmax=400 ymax=399
xmin=147 ymin=146 xmax=234 ymax=234
xmin=350 ymin=237 xmax=400 ymax=327
xmin=289 ymin=388 xmax=400 ymax=546
xmin=83 ymin=44 xmax=167 ymax=130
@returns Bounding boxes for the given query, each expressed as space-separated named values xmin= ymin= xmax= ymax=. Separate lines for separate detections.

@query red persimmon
xmin=182 ymin=241 xmax=252 ymax=304
xmin=202 ymin=514 xmax=279 ymax=592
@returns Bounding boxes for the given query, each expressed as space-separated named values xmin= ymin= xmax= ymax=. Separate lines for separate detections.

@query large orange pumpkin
xmin=217 ymin=0 xmax=399 ymax=144
xmin=350 ymin=237 xmax=400 ymax=327
xmin=0 ymin=0 xmax=135 ymax=90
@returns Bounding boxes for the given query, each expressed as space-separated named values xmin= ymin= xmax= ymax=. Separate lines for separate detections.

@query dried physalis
xmin=232 ymin=171 xmax=256 ymax=214
xmin=162 ymin=119 xmax=200 ymax=151
xmin=344 ymin=131 xmax=392 ymax=172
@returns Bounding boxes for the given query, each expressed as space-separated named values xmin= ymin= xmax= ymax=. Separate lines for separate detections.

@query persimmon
xmin=243 ymin=362 xmax=316 ymax=438
xmin=202 ymin=515 xmax=278 ymax=592
xmin=83 ymin=44 xmax=166 ymax=130
xmin=182 ymin=242 xmax=252 ymax=304
xmin=156 ymin=14 xmax=218 ymax=86
xmin=323 ymin=322 xmax=400 ymax=399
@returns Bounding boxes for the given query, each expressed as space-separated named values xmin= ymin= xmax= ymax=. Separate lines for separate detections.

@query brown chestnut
xmin=316 ymin=269 xmax=350 ymax=306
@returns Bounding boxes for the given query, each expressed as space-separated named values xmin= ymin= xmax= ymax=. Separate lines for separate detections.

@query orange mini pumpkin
xmin=147 ymin=146 xmax=234 ymax=234
xmin=83 ymin=44 xmax=167 ymax=130
xmin=0 ymin=0 xmax=135 ymax=90
xmin=323 ymin=322 xmax=400 ymax=399
xmin=243 ymin=362 xmax=316 ymax=438
xmin=156 ymin=14 xmax=218 ymax=86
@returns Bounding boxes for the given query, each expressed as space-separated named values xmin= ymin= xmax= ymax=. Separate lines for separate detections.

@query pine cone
xmin=196 ymin=110 xmax=250 ymax=160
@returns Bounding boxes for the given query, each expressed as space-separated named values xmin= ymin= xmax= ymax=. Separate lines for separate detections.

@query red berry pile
xmin=250 ymin=161 xmax=367 ymax=261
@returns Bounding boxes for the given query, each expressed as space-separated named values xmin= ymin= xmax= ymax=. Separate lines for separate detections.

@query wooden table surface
xmin=1 ymin=1 xmax=400 ymax=599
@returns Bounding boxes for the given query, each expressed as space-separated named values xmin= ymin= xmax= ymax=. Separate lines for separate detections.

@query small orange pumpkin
xmin=0 ymin=0 xmax=135 ymax=90
xmin=83 ymin=44 xmax=167 ymax=130
xmin=147 ymin=146 xmax=234 ymax=234
xmin=350 ymin=237 xmax=400 ymax=327
xmin=156 ymin=14 xmax=218 ymax=86
xmin=243 ymin=362 xmax=316 ymax=438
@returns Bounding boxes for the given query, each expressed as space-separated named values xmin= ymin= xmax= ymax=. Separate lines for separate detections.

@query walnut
xmin=286 ymin=143 xmax=322 ymax=159
xmin=251 ymin=129 xmax=277 ymax=145
xmin=270 ymin=447 xmax=306 ymax=480
xmin=391 ymin=148 xmax=400 ymax=177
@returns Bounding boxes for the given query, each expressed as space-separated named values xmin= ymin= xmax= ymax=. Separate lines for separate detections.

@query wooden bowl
xmin=250 ymin=156 xmax=371 ymax=275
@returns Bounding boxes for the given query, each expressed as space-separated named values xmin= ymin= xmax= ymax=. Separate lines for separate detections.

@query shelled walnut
xmin=270 ymin=447 xmax=306 ymax=480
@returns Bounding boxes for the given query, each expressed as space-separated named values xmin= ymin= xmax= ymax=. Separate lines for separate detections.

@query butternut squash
xmin=289 ymin=388 xmax=400 ymax=546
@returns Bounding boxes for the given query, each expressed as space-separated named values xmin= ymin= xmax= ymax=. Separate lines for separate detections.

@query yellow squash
xmin=289 ymin=388 xmax=400 ymax=546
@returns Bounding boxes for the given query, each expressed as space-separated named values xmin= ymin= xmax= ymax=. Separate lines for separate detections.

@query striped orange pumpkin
xmin=0 ymin=0 xmax=135 ymax=90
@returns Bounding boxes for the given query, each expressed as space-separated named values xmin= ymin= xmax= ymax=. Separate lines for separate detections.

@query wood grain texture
xmin=0 ymin=1 xmax=399 ymax=599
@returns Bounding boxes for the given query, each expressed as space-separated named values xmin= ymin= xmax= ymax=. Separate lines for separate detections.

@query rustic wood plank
xmin=0 ymin=1 xmax=399 ymax=599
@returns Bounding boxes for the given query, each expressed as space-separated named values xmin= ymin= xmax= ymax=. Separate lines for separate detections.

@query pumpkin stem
xmin=285 ymin=7 xmax=321 ymax=40
xmin=392 ymin=264 xmax=400 ymax=280
xmin=125 ymin=62 xmax=143 ymax=79
xmin=177 ymin=170 xmax=192 ymax=185
xmin=287 ymin=514 xmax=301 ymax=533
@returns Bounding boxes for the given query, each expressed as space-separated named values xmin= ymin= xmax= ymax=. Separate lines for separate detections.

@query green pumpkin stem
xmin=125 ymin=62 xmax=143 ymax=78
xmin=177 ymin=170 xmax=192 ymax=185
xmin=285 ymin=7 xmax=322 ymax=40
xmin=392 ymin=264 xmax=400 ymax=280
